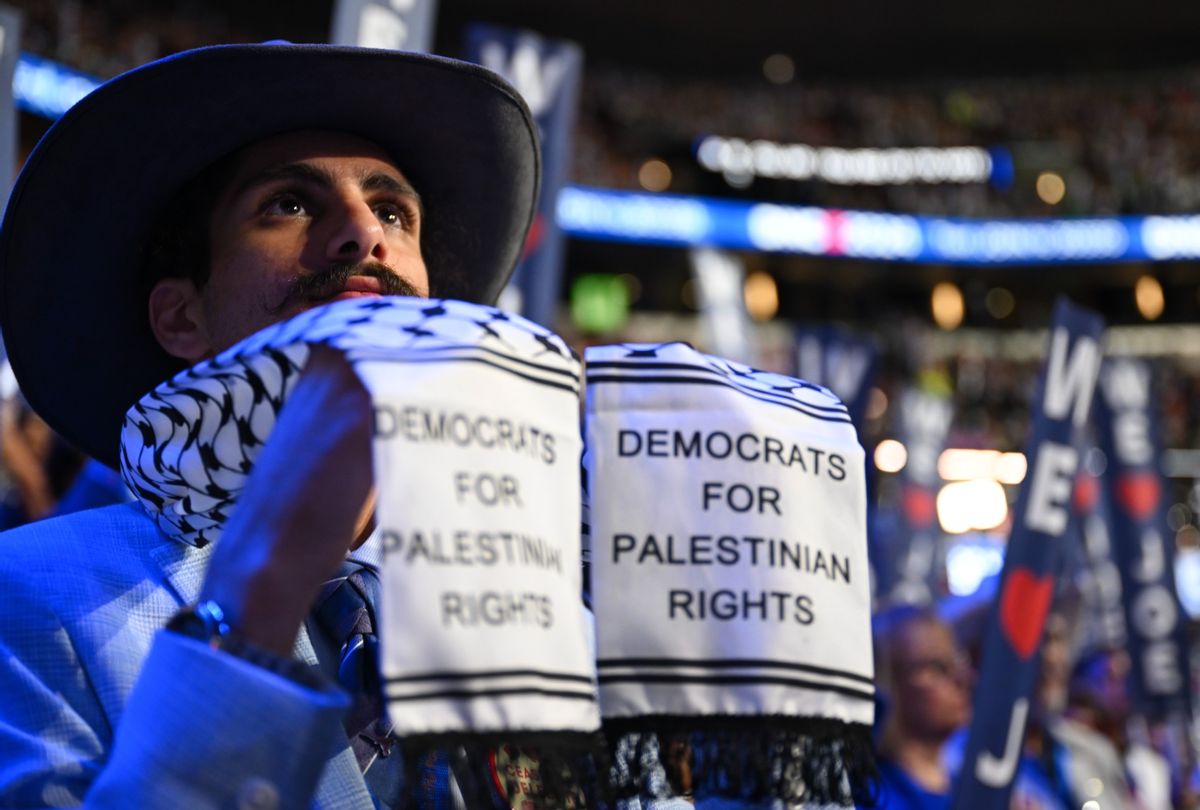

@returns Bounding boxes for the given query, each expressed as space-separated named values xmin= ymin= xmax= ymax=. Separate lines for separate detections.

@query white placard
xmin=585 ymin=343 xmax=874 ymax=726
xmin=346 ymin=311 xmax=598 ymax=736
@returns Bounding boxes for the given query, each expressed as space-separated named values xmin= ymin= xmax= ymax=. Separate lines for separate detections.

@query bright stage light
xmin=939 ymin=449 xmax=1000 ymax=481
xmin=994 ymin=452 xmax=1028 ymax=485
xmin=638 ymin=159 xmax=673 ymax=192
xmin=938 ymin=449 xmax=1027 ymax=484
xmin=743 ymin=271 xmax=779 ymax=321
xmin=1036 ymin=171 xmax=1067 ymax=205
xmin=931 ymin=282 xmax=964 ymax=330
xmin=937 ymin=479 xmax=1009 ymax=534
xmin=1135 ymin=274 xmax=1165 ymax=321
xmin=875 ymin=439 xmax=908 ymax=473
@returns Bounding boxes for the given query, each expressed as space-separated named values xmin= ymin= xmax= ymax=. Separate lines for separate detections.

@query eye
xmin=263 ymin=194 xmax=307 ymax=217
xmin=375 ymin=204 xmax=403 ymax=226
xmin=374 ymin=200 xmax=419 ymax=230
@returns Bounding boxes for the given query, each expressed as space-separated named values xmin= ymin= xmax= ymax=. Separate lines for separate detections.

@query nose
xmin=325 ymin=199 xmax=387 ymax=264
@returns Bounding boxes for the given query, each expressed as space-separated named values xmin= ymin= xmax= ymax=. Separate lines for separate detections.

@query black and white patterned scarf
xmin=120 ymin=297 xmax=603 ymax=801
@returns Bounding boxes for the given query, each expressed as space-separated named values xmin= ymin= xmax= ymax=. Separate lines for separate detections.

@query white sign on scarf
xmin=121 ymin=298 xmax=600 ymax=738
xmin=349 ymin=305 xmax=596 ymax=736
xmin=585 ymin=343 xmax=874 ymax=726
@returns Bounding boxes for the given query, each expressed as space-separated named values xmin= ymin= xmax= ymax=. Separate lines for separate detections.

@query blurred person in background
xmin=1015 ymin=612 xmax=1148 ymax=810
xmin=1066 ymin=647 xmax=1175 ymax=810
xmin=942 ymin=605 xmax=1110 ymax=810
xmin=0 ymin=385 xmax=86 ymax=529
xmin=0 ymin=359 xmax=122 ymax=529
xmin=867 ymin=605 xmax=971 ymax=810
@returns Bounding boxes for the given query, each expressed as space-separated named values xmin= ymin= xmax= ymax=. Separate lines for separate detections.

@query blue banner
xmin=0 ymin=5 xmax=19 ymax=212
xmin=793 ymin=326 xmax=883 ymax=597
xmin=793 ymin=325 xmax=878 ymax=431
xmin=885 ymin=387 xmax=953 ymax=604
xmin=329 ymin=0 xmax=438 ymax=51
xmin=1071 ymin=469 xmax=1127 ymax=651
xmin=466 ymin=25 xmax=583 ymax=328
xmin=1093 ymin=358 xmax=1192 ymax=720
xmin=952 ymin=299 xmax=1104 ymax=810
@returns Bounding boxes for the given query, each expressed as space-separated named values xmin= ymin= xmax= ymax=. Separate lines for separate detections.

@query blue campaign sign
xmin=466 ymin=25 xmax=583 ymax=328
xmin=1071 ymin=468 xmax=1128 ymax=651
xmin=952 ymin=299 xmax=1104 ymax=810
xmin=793 ymin=325 xmax=878 ymax=431
xmin=0 ymin=4 xmax=19 ymax=211
xmin=886 ymin=387 xmax=953 ymax=604
xmin=1093 ymin=358 xmax=1192 ymax=720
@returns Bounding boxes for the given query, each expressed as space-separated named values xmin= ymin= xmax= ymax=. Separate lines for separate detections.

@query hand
xmin=197 ymin=344 xmax=374 ymax=656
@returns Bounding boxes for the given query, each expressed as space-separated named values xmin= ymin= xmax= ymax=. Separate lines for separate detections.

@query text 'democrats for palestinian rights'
xmin=584 ymin=342 xmax=874 ymax=726
xmin=343 ymin=301 xmax=599 ymax=738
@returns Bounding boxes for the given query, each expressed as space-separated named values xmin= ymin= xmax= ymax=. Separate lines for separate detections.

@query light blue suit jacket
xmin=0 ymin=502 xmax=379 ymax=809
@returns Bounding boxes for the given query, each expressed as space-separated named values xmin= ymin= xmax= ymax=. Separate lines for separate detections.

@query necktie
xmin=313 ymin=561 xmax=405 ymax=804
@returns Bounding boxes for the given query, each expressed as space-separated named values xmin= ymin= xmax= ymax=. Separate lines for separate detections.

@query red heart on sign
xmin=998 ymin=567 xmax=1054 ymax=660
xmin=902 ymin=486 xmax=936 ymax=529
xmin=1117 ymin=472 xmax=1160 ymax=522
xmin=1073 ymin=475 xmax=1099 ymax=514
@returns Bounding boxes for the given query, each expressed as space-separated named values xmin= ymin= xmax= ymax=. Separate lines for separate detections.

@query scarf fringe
xmin=401 ymin=731 xmax=611 ymax=809
xmin=605 ymin=716 xmax=879 ymax=807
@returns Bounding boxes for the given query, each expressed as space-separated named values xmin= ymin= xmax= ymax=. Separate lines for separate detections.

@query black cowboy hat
xmin=0 ymin=43 xmax=540 ymax=469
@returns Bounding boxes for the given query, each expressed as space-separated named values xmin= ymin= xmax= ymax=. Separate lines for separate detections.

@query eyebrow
xmin=231 ymin=162 xmax=423 ymax=216
xmin=362 ymin=171 xmax=425 ymax=219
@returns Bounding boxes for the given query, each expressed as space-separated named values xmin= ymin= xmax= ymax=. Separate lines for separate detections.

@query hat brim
xmin=0 ymin=43 xmax=540 ymax=469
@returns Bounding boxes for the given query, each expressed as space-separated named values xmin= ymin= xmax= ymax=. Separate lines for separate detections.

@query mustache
xmin=267 ymin=262 xmax=422 ymax=315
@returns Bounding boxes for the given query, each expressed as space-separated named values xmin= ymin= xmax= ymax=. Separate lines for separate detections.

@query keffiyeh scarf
xmin=120 ymin=297 xmax=602 ymax=803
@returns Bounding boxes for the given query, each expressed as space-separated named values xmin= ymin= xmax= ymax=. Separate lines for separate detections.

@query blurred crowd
xmin=0 ymin=362 xmax=129 ymax=532
xmin=12 ymin=0 xmax=251 ymax=77
xmin=869 ymin=603 xmax=1192 ymax=810
xmin=576 ymin=65 xmax=1200 ymax=218
xmin=12 ymin=0 xmax=1200 ymax=222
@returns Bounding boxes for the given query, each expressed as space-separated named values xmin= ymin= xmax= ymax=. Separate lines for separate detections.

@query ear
xmin=148 ymin=279 xmax=211 ymax=362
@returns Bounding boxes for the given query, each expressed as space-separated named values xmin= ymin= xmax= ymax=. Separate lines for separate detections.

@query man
xmin=0 ymin=42 xmax=539 ymax=807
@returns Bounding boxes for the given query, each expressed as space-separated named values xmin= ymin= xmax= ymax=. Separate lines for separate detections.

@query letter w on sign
xmin=952 ymin=299 xmax=1105 ymax=810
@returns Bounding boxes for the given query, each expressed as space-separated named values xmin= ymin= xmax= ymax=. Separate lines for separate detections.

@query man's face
xmin=193 ymin=130 xmax=430 ymax=353
xmin=891 ymin=619 xmax=972 ymax=741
